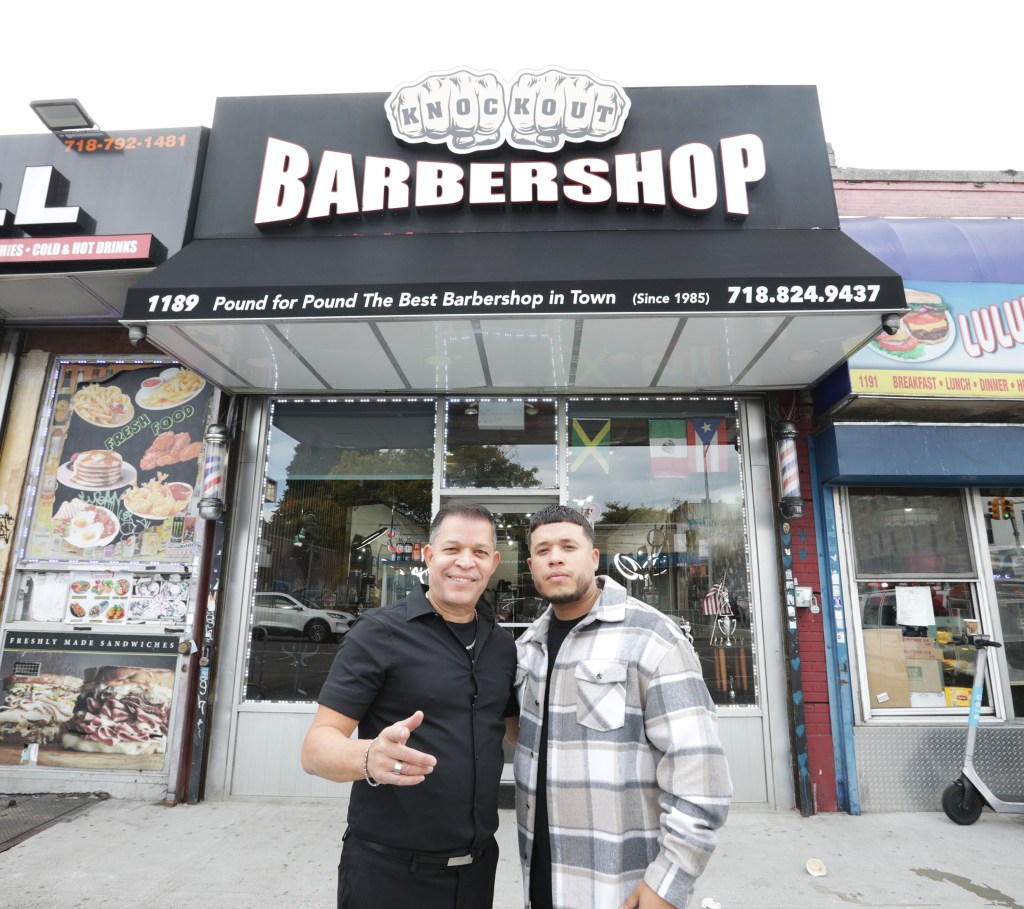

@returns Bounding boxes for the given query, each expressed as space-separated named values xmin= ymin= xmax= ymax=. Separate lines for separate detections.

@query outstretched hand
xmin=367 ymin=710 xmax=437 ymax=786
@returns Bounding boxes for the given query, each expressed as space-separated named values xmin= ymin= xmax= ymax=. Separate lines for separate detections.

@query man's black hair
xmin=527 ymin=504 xmax=595 ymax=549
xmin=428 ymin=502 xmax=498 ymax=548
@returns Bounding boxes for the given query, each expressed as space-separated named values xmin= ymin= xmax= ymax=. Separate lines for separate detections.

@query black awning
xmin=125 ymin=229 xmax=903 ymax=322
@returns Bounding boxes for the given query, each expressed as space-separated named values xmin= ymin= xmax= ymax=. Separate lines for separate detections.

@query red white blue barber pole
xmin=775 ymin=420 xmax=803 ymax=519
xmin=203 ymin=449 xmax=222 ymax=499
xmin=198 ymin=424 xmax=230 ymax=521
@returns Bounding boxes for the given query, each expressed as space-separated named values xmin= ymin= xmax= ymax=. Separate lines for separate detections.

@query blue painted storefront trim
xmin=816 ymin=423 xmax=1024 ymax=486
xmin=810 ymin=436 xmax=861 ymax=814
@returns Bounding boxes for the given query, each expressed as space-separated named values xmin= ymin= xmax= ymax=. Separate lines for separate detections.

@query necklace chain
xmin=464 ymin=612 xmax=479 ymax=651
xmin=427 ymin=590 xmax=479 ymax=652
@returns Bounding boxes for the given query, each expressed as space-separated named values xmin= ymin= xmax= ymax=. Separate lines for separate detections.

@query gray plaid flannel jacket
xmin=514 ymin=576 xmax=732 ymax=908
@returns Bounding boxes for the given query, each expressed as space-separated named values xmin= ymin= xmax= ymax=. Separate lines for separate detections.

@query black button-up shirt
xmin=318 ymin=584 xmax=517 ymax=854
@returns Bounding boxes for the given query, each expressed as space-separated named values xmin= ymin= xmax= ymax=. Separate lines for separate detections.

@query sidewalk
xmin=0 ymin=796 xmax=1021 ymax=908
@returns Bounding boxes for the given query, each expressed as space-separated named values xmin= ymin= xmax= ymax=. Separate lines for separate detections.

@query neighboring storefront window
xmin=982 ymin=489 xmax=1023 ymax=718
xmin=848 ymin=488 xmax=992 ymax=714
xmin=0 ymin=357 xmax=214 ymax=770
xmin=247 ymin=399 xmax=435 ymax=702
xmin=566 ymin=398 xmax=755 ymax=707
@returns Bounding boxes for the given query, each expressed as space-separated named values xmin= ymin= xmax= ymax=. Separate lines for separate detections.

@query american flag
xmin=702 ymin=580 xmax=730 ymax=616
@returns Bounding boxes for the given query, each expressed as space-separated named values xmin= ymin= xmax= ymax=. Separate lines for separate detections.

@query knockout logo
xmin=386 ymin=67 xmax=631 ymax=155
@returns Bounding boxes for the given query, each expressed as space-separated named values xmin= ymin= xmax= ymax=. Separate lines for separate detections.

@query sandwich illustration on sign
xmin=0 ymin=673 xmax=83 ymax=745
xmin=62 ymin=666 xmax=174 ymax=755
xmin=870 ymin=289 xmax=953 ymax=360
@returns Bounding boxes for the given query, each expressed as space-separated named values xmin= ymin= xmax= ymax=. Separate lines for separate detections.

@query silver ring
xmin=394 ymin=761 xmax=403 ymax=776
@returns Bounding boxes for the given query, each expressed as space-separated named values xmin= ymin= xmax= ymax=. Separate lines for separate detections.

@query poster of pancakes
xmin=28 ymin=362 xmax=216 ymax=563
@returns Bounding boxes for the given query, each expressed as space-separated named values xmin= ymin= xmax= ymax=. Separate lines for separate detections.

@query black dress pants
xmin=337 ymin=835 xmax=499 ymax=909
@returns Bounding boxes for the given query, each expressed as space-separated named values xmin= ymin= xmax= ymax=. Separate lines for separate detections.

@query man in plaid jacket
xmin=514 ymin=505 xmax=732 ymax=909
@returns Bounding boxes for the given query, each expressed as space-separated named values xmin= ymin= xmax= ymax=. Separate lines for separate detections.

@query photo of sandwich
xmin=902 ymin=298 xmax=951 ymax=344
xmin=62 ymin=666 xmax=173 ymax=756
xmin=0 ymin=673 xmax=83 ymax=745
xmin=870 ymin=289 xmax=954 ymax=361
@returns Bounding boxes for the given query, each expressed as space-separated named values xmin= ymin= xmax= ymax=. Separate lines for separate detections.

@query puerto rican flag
xmin=649 ymin=418 xmax=728 ymax=477
xmin=690 ymin=419 xmax=728 ymax=472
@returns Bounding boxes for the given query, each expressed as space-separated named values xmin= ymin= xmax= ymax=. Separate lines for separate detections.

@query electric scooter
xmin=941 ymin=633 xmax=1024 ymax=824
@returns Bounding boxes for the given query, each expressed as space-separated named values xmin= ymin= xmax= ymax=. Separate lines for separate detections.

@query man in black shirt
xmin=301 ymin=503 xmax=518 ymax=909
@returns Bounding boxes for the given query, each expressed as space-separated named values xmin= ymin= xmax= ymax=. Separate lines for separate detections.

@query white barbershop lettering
xmin=442 ymin=290 xmax=546 ymax=309
xmin=253 ymin=135 xmax=766 ymax=227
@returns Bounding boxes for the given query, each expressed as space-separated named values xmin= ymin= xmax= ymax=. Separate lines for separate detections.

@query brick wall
xmin=789 ymin=399 xmax=838 ymax=812
xmin=834 ymin=174 xmax=1024 ymax=218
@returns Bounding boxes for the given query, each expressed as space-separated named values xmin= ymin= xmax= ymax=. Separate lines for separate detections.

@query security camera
xmin=880 ymin=313 xmax=903 ymax=336
xmin=128 ymin=324 xmax=148 ymax=347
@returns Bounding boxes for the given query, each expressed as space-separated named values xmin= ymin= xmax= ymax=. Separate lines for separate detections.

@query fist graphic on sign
xmin=388 ymin=70 xmax=506 ymax=153
xmin=386 ymin=68 xmax=631 ymax=155
xmin=507 ymin=70 xmax=630 ymax=152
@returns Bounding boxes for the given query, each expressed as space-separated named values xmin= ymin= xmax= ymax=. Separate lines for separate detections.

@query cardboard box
xmin=903 ymin=637 xmax=941 ymax=661
xmin=905 ymin=658 xmax=943 ymax=692
xmin=945 ymin=687 xmax=972 ymax=708
xmin=863 ymin=628 xmax=911 ymax=708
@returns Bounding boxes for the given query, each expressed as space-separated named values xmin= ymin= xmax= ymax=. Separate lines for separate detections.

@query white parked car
xmin=252 ymin=592 xmax=354 ymax=643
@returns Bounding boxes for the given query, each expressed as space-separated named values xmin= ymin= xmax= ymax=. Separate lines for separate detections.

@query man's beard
xmin=542 ymin=576 xmax=592 ymax=605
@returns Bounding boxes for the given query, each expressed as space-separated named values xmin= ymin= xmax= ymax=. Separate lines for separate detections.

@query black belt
xmin=351 ymin=833 xmax=484 ymax=867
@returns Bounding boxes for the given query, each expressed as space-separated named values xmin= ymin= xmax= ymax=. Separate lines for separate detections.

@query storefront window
xmin=982 ymin=489 xmax=1023 ymax=718
xmin=849 ymin=490 xmax=973 ymax=576
xmin=246 ymin=399 xmax=434 ymax=702
xmin=566 ymin=398 xmax=755 ymax=707
xmin=444 ymin=399 xmax=557 ymax=489
xmin=848 ymin=488 xmax=990 ymax=714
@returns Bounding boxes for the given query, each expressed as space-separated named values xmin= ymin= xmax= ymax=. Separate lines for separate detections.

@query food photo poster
xmin=27 ymin=362 xmax=215 ymax=563
xmin=0 ymin=631 xmax=180 ymax=770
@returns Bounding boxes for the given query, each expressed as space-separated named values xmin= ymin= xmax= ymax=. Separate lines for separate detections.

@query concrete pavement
xmin=0 ymin=796 xmax=1022 ymax=908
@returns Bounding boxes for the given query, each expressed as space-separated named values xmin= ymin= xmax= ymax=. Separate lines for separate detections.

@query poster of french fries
xmin=28 ymin=362 xmax=216 ymax=563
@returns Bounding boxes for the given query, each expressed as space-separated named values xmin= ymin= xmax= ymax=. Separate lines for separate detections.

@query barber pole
xmin=202 ymin=447 xmax=222 ymax=500
xmin=779 ymin=439 xmax=800 ymax=499
xmin=197 ymin=424 xmax=230 ymax=521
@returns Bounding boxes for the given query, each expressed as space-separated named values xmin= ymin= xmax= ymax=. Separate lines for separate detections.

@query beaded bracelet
xmin=363 ymin=736 xmax=381 ymax=787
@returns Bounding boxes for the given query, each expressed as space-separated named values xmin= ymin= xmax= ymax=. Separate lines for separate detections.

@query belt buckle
xmin=446 ymin=853 xmax=473 ymax=867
